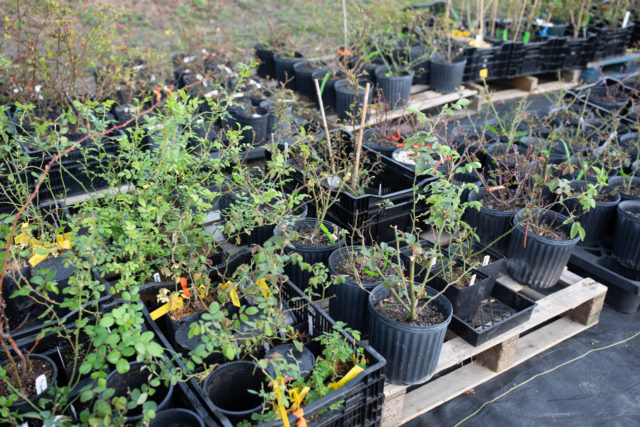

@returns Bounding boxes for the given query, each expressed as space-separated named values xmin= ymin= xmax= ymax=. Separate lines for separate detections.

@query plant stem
xmin=351 ymin=82 xmax=371 ymax=192
xmin=342 ymin=0 xmax=348 ymax=51
xmin=313 ymin=78 xmax=336 ymax=176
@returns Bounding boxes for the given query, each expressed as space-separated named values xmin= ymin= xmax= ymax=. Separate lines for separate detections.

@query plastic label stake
xmin=153 ymin=273 xmax=161 ymax=282
xmin=479 ymin=68 xmax=488 ymax=79
xmin=623 ymin=11 xmax=630 ymax=28
xmin=180 ymin=277 xmax=191 ymax=298
xmin=483 ymin=255 xmax=491 ymax=266
xmin=523 ymin=31 xmax=531 ymax=44
xmin=328 ymin=365 xmax=364 ymax=391
xmin=35 ymin=374 xmax=47 ymax=394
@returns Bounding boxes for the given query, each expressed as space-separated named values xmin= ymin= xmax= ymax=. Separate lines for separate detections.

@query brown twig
xmin=351 ymin=82 xmax=371 ymax=191
xmin=313 ymin=78 xmax=336 ymax=176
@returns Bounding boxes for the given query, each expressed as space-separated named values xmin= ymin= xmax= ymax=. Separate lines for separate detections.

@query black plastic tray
xmin=448 ymin=282 xmax=537 ymax=346
xmin=569 ymin=244 xmax=640 ymax=313
xmin=141 ymin=279 xmax=386 ymax=427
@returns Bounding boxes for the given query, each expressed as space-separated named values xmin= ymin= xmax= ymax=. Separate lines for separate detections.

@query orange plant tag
xmin=293 ymin=408 xmax=307 ymax=427
xmin=180 ymin=277 xmax=191 ymax=297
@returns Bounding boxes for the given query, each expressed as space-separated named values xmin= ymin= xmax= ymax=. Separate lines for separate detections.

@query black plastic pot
xmin=105 ymin=361 xmax=174 ymax=423
xmin=428 ymin=263 xmax=495 ymax=322
xmin=429 ymin=56 xmax=467 ymax=94
xmin=613 ymin=201 xmax=640 ymax=271
xmin=203 ymin=361 xmax=267 ymax=424
xmin=374 ymin=66 xmax=414 ymax=109
xmin=328 ymin=246 xmax=386 ymax=335
xmin=484 ymin=141 xmax=530 ymax=173
xmin=506 ymin=209 xmax=580 ymax=289
xmin=273 ymin=217 xmax=345 ymax=291
xmin=564 ymin=181 xmax=621 ymax=246
xmin=294 ymin=61 xmax=325 ymax=99
xmin=465 ymin=189 xmax=517 ymax=254
xmin=368 ymin=285 xmax=452 ymax=385
xmin=534 ymin=18 xmax=568 ymax=37
xmin=362 ymin=128 xmax=401 ymax=157
xmin=254 ymin=42 xmax=277 ymax=79
xmin=150 ymin=408 xmax=205 ymax=427
xmin=264 ymin=343 xmax=315 ymax=380
xmin=585 ymin=86 xmax=629 ymax=111
xmin=222 ymin=100 xmax=270 ymax=146
xmin=608 ymin=176 xmax=640 ymax=201
xmin=3 ymin=354 xmax=58 ymax=414
xmin=311 ymin=69 xmax=343 ymax=112
xmin=273 ymin=53 xmax=304 ymax=90
xmin=334 ymin=78 xmax=374 ymax=122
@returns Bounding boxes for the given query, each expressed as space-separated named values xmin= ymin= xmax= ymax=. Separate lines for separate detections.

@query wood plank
xmin=510 ymin=75 xmax=538 ymax=92
xmin=488 ymin=81 xmax=575 ymax=104
xmin=409 ymin=84 xmax=430 ymax=95
xmin=399 ymin=316 xmax=594 ymax=424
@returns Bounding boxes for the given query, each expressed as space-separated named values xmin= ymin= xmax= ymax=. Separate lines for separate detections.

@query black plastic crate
xmin=140 ymin=279 xmax=386 ymax=427
xmin=561 ymin=36 xmax=594 ymax=70
xmin=448 ymin=282 xmax=537 ymax=346
xmin=589 ymin=23 xmax=635 ymax=61
xmin=463 ymin=45 xmax=503 ymax=83
xmin=569 ymin=245 xmax=640 ymax=313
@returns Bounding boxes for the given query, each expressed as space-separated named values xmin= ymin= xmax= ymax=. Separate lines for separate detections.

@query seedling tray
xmin=448 ymin=282 xmax=536 ymax=346
xmin=569 ymin=244 xmax=640 ymax=313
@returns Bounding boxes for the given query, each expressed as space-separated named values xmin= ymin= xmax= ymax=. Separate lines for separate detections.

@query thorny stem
xmin=351 ymin=82 xmax=371 ymax=192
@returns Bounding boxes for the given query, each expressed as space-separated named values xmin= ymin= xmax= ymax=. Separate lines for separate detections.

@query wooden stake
xmin=313 ymin=78 xmax=336 ymax=176
xmin=351 ymin=82 xmax=371 ymax=191
xmin=342 ymin=0 xmax=348 ymax=52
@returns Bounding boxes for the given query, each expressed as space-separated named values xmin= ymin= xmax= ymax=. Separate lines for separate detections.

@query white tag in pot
xmin=153 ymin=273 xmax=162 ymax=283
xmin=327 ymin=176 xmax=341 ymax=187
xmin=35 ymin=374 xmax=47 ymax=395
xmin=483 ymin=255 xmax=491 ymax=267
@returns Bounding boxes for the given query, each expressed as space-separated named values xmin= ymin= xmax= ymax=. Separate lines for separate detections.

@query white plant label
xmin=469 ymin=274 xmax=477 ymax=287
xmin=263 ymin=342 xmax=270 ymax=352
xmin=308 ymin=314 xmax=314 ymax=336
xmin=57 ymin=345 xmax=65 ymax=368
xmin=623 ymin=11 xmax=630 ymax=28
xmin=327 ymin=176 xmax=341 ymax=187
xmin=153 ymin=273 xmax=162 ymax=283
xmin=482 ymin=255 xmax=491 ymax=266
xmin=35 ymin=374 xmax=47 ymax=394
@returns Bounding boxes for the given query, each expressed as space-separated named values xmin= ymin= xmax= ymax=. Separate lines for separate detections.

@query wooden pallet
xmin=381 ymin=268 xmax=607 ymax=427
xmin=466 ymin=70 xmax=579 ymax=111
xmin=325 ymin=84 xmax=478 ymax=132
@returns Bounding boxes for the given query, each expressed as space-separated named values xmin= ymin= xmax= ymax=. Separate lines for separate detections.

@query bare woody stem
xmin=313 ymin=78 xmax=336 ymax=176
xmin=351 ymin=82 xmax=371 ymax=192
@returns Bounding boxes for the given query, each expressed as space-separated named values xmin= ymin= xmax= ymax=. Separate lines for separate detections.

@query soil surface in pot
xmin=334 ymin=256 xmax=394 ymax=283
xmin=629 ymin=211 xmax=640 ymax=220
xmin=592 ymin=92 xmax=627 ymax=104
xmin=0 ymin=358 xmax=55 ymax=402
xmin=375 ymin=295 xmax=444 ymax=326
xmin=526 ymin=220 xmax=568 ymax=240
xmin=441 ymin=265 xmax=477 ymax=290
xmin=481 ymin=189 xmax=526 ymax=211
xmin=369 ymin=130 xmax=403 ymax=148
xmin=292 ymin=226 xmax=337 ymax=246
xmin=231 ymin=98 xmax=263 ymax=117
xmin=612 ymin=183 xmax=640 ymax=198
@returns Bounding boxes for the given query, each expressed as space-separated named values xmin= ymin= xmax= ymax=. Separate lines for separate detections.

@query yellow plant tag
xmin=479 ymin=68 xmax=488 ymax=79
xmin=256 ymin=278 xmax=270 ymax=299
xmin=220 ymin=280 xmax=232 ymax=290
xmin=28 ymin=252 xmax=49 ymax=267
xmin=328 ymin=365 xmax=364 ymax=391
xmin=150 ymin=304 xmax=170 ymax=320
xmin=230 ymin=289 xmax=241 ymax=307
xmin=150 ymin=295 xmax=183 ymax=320
xmin=289 ymin=386 xmax=310 ymax=410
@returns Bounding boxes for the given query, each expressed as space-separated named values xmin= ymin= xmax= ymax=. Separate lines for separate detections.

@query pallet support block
xmin=569 ymin=292 xmax=606 ymax=326
xmin=476 ymin=335 xmax=519 ymax=373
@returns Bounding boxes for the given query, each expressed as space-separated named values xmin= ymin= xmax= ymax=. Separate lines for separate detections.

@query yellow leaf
xmin=256 ymin=278 xmax=270 ymax=298
xmin=230 ymin=289 xmax=241 ymax=307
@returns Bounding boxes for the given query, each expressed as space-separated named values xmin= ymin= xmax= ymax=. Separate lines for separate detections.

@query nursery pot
xmin=2 ymin=354 xmax=58 ymax=414
xmin=293 ymin=61 xmax=326 ymax=99
xmin=428 ymin=264 xmax=495 ymax=322
xmin=564 ymin=181 xmax=621 ymax=247
xmin=311 ymin=69 xmax=343 ymax=112
xmin=429 ymin=55 xmax=466 ymax=94
xmin=465 ymin=189 xmax=517 ymax=254
xmin=328 ymin=246 xmax=386 ymax=335
xmin=105 ymin=361 xmax=174 ymax=423
xmin=334 ymin=78 xmax=374 ymax=122
xmin=613 ymin=201 xmax=640 ymax=271
xmin=608 ymin=176 xmax=640 ymax=201
xmin=363 ymin=127 xmax=401 ymax=157
xmin=273 ymin=53 xmax=304 ymax=90
xmin=506 ymin=209 xmax=579 ymax=289
xmin=223 ymin=101 xmax=270 ymax=146
xmin=254 ymin=42 xmax=276 ymax=79
xmin=273 ymin=217 xmax=345 ymax=291
xmin=368 ymin=285 xmax=452 ymax=385
xmin=374 ymin=66 xmax=414 ymax=109
xmin=150 ymin=408 xmax=205 ymax=427
xmin=264 ymin=343 xmax=315 ymax=380
xmin=534 ymin=18 xmax=568 ymax=37
xmin=203 ymin=361 xmax=267 ymax=424
xmin=586 ymin=86 xmax=629 ymax=112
